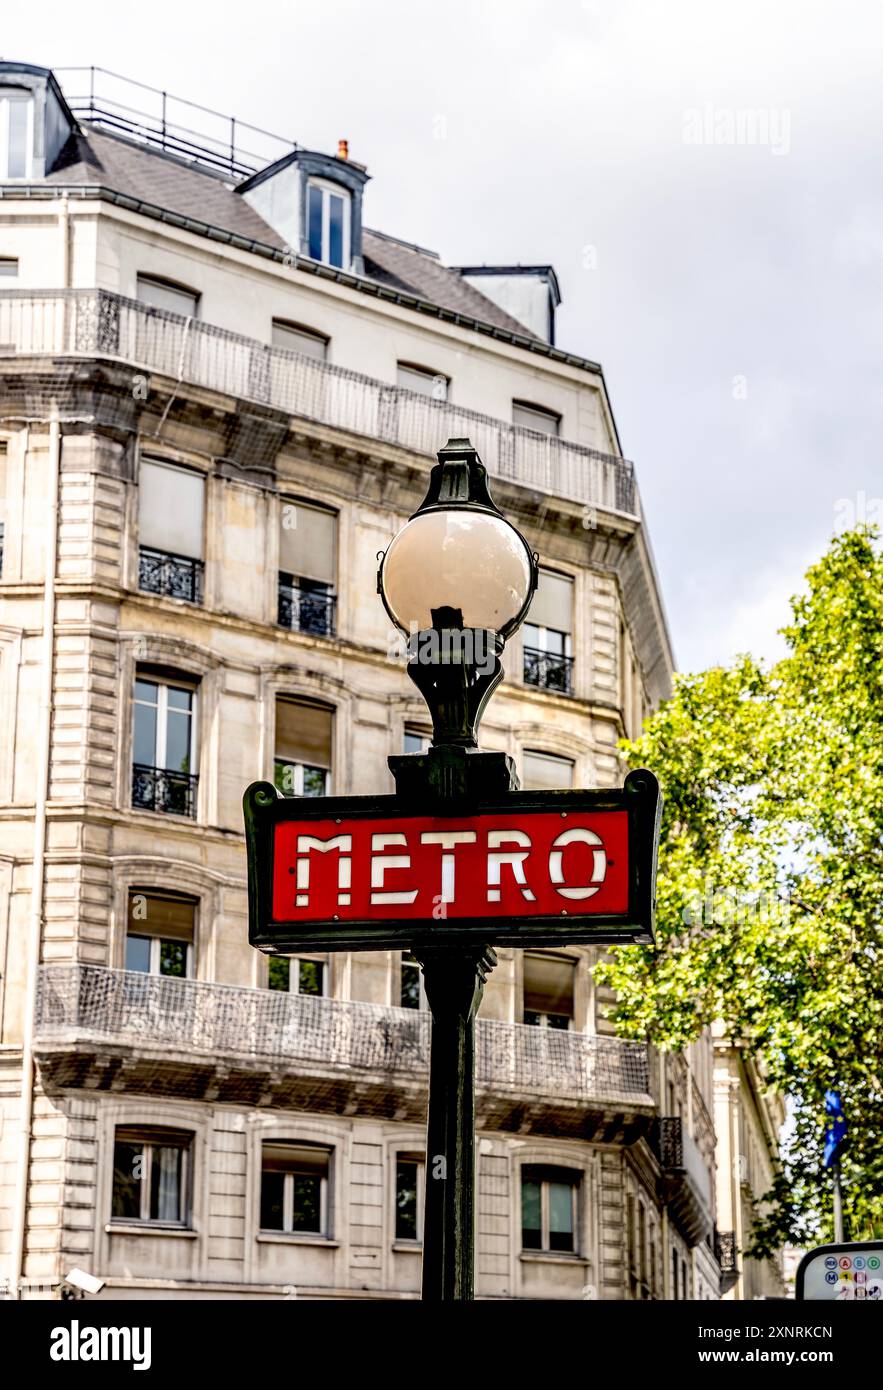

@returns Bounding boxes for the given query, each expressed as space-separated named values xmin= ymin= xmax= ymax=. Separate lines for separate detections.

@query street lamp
xmin=379 ymin=436 xmax=538 ymax=800
xmin=378 ymin=437 xmax=538 ymax=1301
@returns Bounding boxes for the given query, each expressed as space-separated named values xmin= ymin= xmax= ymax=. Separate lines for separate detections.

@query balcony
xmin=277 ymin=575 xmax=336 ymax=637
xmin=34 ymin=964 xmax=652 ymax=1136
xmin=523 ymin=646 xmax=574 ymax=695
xmin=131 ymin=763 xmax=198 ymax=818
xmin=0 ymin=289 xmax=638 ymax=518
xmin=138 ymin=545 xmax=204 ymax=604
xmin=653 ymin=1116 xmax=715 ymax=1246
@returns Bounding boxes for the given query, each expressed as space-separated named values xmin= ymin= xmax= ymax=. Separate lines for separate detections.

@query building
xmin=713 ymin=1024 xmax=788 ymax=1300
xmin=0 ymin=60 xmax=721 ymax=1300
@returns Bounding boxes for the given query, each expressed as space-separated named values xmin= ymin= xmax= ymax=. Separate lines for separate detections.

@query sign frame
xmin=244 ymin=767 xmax=661 ymax=954
xmin=796 ymin=1239 xmax=883 ymax=1300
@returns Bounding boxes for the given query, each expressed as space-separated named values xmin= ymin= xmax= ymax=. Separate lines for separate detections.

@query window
xmin=512 ymin=400 xmax=561 ymax=436
xmin=523 ymin=570 xmax=573 ymax=694
xmin=268 ymin=955 xmax=327 ymax=995
xmin=306 ymin=179 xmax=350 ymax=269
xmin=0 ymin=443 xmax=5 ymax=578
xmin=522 ymin=750 xmax=573 ymax=791
xmin=260 ymin=1143 xmax=330 ymax=1235
xmin=0 ymin=92 xmax=34 ymax=180
xmin=400 ymin=953 xmax=425 ymax=1009
xmin=138 ymin=459 xmax=205 ymax=603
xmin=395 ymin=1155 xmax=424 ymax=1241
xmin=521 ymin=1166 xmax=579 ymax=1253
xmin=136 ymin=274 xmax=200 ymax=318
xmin=272 ymin=319 xmax=329 ymax=362
xmin=522 ymin=953 xmax=575 ymax=1029
xmin=274 ymin=698 xmax=332 ymax=798
xmin=125 ymin=890 xmax=196 ymax=977
xmin=403 ymin=727 xmax=431 ymax=756
xmin=396 ymin=362 xmax=448 ymax=402
xmin=0 ymin=257 xmax=17 ymax=277
xmin=111 ymin=1126 xmax=192 ymax=1227
xmin=278 ymin=499 xmax=336 ymax=636
xmin=132 ymin=673 xmax=198 ymax=818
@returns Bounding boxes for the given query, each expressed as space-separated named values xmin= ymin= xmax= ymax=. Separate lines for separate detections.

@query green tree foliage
xmin=596 ymin=529 xmax=883 ymax=1253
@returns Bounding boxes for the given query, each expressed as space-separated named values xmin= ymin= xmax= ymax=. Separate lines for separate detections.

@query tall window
xmin=521 ymin=1166 xmax=579 ymax=1253
xmin=274 ymin=698 xmax=332 ymax=798
xmin=396 ymin=362 xmax=448 ymax=402
xmin=136 ymin=274 xmax=200 ymax=318
xmin=132 ymin=673 xmax=198 ymax=818
xmin=512 ymin=400 xmax=561 ymax=436
xmin=0 ymin=442 xmax=6 ymax=578
xmin=111 ymin=1127 xmax=192 ymax=1227
xmin=522 ymin=750 xmax=573 ymax=791
xmin=403 ymin=727 xmax=430 ymax=756
xmin=395 ymin=1155 xmax=424 ymax=1241
xmin=278 ymin=499 xmax=336 ymax=636
xmin=272 ymin=319 xmax=329 ymax=362
xmin=138 ymin=459 xmax=205 ymax=603
xmin=307 ymin=179 xmax=350 ymax=269
xmin=268 ymin=955 xmax=327 ymax=995
xmin=400 ymin=953 xmax=425 ymax=1009
xmin=260 ymin=1143 xmax=330 ymax=1235
xmin=125 ymin=890 xmax=196 ymax=977
xmin=0 ymin=92 xmax=34 ymax=180
xmin=523 ymin=570 xmax=573 ymax=694
xmin=522 ymin=953 xmax=575 ymax=1029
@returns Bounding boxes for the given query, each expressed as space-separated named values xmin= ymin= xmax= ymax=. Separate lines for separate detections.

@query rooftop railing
xmin=35 ymin=964 xmax=651 ymax=1103
xmin=0 ymin=289 xmax=638 ymax=517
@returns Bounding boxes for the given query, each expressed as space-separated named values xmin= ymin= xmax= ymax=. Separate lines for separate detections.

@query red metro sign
xmin=244 ymin=770 xmax=661 ymax=953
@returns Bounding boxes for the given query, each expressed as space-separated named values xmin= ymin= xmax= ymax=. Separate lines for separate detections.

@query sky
xmin=4 ymin=0 xmax=882 ymax=672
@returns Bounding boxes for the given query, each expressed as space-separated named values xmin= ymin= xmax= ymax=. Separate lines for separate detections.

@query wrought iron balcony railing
xmin=34 ymin=964 xmax=651 ymax=1102
xmin=654 ymin=1115 xmax=714 ymax=1210
xmin=522 ymin=645 xmax=575 ymax=695
xmin=0 ymin=289 xmax=638 ymax=518
xmin=139 ymin=545 xmax=204 ymax=604
xmin=715 ymin=1230 xmax=738 ymax=1275
xmin=131 ymin=763 xmax=198 ymax=818
xmin=277 ymin=576 xmax=337 ymax=636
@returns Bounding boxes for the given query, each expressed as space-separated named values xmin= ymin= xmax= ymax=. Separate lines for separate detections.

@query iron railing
xmin=277 ymin=576 xmax=336 ymax=636
xmin=138 ymin=546 xmax=204 ymax=604
xmin=34 ymin=964 xmax=651 ymax=1102
xmin=131 ymin=764 xmax=198 ymax=819
xmin=0 ymin=289 xmax=638 ymax=517
xmin=522 ymin=646 xmax=575 ymax=695
xmin=715 ymin=1230 xmax=738 ymax=1275
xmin=654 ymin=1115 xmax=714 ymax=1209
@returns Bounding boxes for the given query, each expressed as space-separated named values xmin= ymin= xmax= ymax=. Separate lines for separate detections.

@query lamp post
xmin=378 ymin=437 xmax=538 ymax=1300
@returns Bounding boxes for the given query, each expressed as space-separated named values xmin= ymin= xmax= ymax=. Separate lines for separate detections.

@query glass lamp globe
xmin=381 ymin=507 xmax=533 ymax=638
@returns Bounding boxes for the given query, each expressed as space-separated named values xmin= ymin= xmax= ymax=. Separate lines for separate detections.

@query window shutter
xmin=139 ymin=460 xmax=205 ymax=559
xmin=275 ymin=699 xmax=333 ymax=767
xmin=522 ymin=750 xmax=573 ymax=791
xmin=528 ymin=570 xmax=573 ymax=632
xmin=279 ymin=501 xmax=336 ymax=584
xmin=262 ymin=1143 xmax=330 ymax=1174
xmin=127 ymin=892 xmax=196 ymax=943
xmin=512 ymin=401 xmax=560 ymax=435
xmin=272 ymin=321 xmax=328 ymax=361
xmin=523 ymin=954 xmax=575 ymax=1017
xmin=136 ymin=275 xmax=199 ymax=317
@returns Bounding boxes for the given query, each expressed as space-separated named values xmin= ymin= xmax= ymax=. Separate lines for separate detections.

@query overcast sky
xmin=6 ymin=1 xmax=881 ymax=672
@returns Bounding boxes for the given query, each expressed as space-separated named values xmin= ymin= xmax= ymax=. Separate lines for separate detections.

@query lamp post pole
xmin=381 ymin=437 xmax=538 ymax=1301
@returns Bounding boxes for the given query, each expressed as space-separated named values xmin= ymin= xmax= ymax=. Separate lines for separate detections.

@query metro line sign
xmin=244 ymin=768 xmax=661 ymax=953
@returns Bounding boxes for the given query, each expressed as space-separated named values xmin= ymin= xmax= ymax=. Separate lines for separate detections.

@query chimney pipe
xmin=337 ymin=138 xmax=349 ymax=160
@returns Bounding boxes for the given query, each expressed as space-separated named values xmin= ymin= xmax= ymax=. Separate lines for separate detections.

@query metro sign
xmin=244 ymin=769 xmax=661 ymax=952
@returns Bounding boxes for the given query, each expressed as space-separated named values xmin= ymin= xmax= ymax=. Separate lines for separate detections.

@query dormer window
xmin=0 ymin=91 xmax=34 ymax=180
xmin=307 ymin=179 xmax=351 ymax=269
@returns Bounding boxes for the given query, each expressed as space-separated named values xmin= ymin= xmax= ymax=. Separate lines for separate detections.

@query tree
xmin=595 ymin=528 xmax=883 ymax=1254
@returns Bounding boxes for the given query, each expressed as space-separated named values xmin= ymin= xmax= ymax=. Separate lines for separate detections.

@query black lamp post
xmin=377 ymin=437 xmax=538 ymax=1300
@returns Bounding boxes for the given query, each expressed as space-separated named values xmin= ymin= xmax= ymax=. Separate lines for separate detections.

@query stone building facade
xmin=0 ymin=61 xmax=723 ymax=1299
